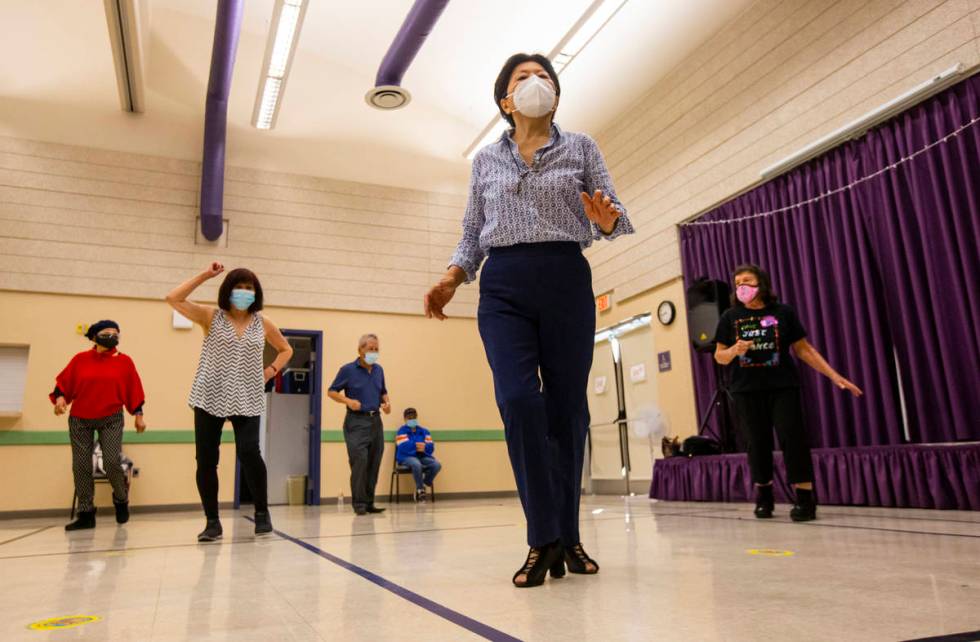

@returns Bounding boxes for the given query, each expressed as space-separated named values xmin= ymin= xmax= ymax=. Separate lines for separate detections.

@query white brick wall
xmin=0 ymin=136 xmax=476 ymax=317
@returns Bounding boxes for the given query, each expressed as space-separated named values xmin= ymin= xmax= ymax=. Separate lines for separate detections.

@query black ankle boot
xmin=564 ymin=543 xmax=600 ymax=574
xmin=197 ymin=519 xmax=223 ymax=542
xmin=65 ymin=509 xmax=96 ymax=531
xmin=790 ymin=488 xmax=817 ymax=522
xmin=513 ymin=541 xmax=563 ymax=588
xmin=254 ymin=511 xmax=273 ymax=536
xmin=754 ymin=484 xmax=774 ymax=519
xmin=113 ymin=498 xmax=130 ymax=524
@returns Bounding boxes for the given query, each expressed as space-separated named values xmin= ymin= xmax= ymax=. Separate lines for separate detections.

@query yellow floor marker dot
xmin=747 ymin=548 xmax=795 ymax=557
xmin=28 ymin=615 xmax=101 ymax=631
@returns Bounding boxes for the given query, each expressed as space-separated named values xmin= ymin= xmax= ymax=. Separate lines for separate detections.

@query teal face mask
xmin=364 ymin=351 xmax=380 ymax=365
xmin=406 ymin=419 xmax=419 ymax=429
xmin=230 ymin=289 xmax=255 ymax=311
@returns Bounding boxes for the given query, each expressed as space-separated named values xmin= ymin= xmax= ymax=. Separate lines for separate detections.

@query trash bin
xmin=287 ymin=475 xmax=307 ymax=505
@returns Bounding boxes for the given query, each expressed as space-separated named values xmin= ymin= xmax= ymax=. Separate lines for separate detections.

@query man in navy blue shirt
xmin=395 ymin=408 xmax=441 ymax=502
xmin=327 ymin=334 xmax=391 ymax=515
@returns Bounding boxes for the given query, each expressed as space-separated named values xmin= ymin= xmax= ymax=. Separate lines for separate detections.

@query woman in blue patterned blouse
xmin=425 ymin=53 xmax=635 ymax=588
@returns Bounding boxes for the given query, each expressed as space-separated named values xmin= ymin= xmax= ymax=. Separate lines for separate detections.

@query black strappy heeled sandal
xmin=512 ymin=540 xmax=564 ymax=588
xmin=564 ymin=543 xmax=599 ymax=575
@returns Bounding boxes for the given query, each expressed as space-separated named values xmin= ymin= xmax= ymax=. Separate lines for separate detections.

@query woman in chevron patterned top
xmin=166 ymin=262 xmax=293 ymax=542
xmin=425 ymin=53 xmax=634 ymax=588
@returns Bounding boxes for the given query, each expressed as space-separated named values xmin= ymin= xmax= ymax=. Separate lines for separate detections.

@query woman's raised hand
xmin=205 ymin=262 xmax=224 ymax=278
xmin=580 ymin=190 xmax=621 ymax=235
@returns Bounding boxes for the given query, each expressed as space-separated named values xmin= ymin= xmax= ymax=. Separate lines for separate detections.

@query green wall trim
xmin=0 ymin=429 xmax=505 ymax=446
xmin=320 ymin=429 xmax=505 ymax=443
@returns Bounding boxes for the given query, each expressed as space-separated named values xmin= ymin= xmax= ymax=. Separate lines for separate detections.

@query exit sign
xmin=596 ymin=293 xmax=612 ymax=312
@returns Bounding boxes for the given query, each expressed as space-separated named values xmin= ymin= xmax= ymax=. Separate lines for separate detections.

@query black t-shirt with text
xmin=713 ymin=302 xmax=807 ymax=393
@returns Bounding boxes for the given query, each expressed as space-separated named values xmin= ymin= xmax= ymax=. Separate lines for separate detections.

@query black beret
xmin=85 ymin=320 xmax=120 ymax=340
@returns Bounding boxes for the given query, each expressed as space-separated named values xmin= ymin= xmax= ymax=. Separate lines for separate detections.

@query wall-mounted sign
xmin=658 ymin=351 xmax=672 ymax=372
xmin=629 ymin=363 xmax=646 ymax=383
xmin=596 ymin=293 xmax=612 ymax=313
xmin=594 ymin=376 xmax=607 ymax=394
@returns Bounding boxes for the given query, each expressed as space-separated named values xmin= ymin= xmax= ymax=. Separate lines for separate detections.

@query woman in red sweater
xmin=51 ymin=320 xmax=147 ymax=531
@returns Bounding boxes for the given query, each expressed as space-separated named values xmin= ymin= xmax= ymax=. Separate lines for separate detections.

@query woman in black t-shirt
xmin=713 ymin=264 xmax=862 ymax=521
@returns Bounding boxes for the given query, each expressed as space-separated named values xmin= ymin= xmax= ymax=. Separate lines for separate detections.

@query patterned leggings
xmin=69 ymin=412 xmax=128 ymax=512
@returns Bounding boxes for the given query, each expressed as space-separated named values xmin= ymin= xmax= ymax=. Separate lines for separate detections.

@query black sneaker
xmin=415 ymin=488 xmax=427 ymax=503
xmin=254 ymin=511 xmax=273 ymax=537
xmin=113 ymin=498 xmax=130 ymax=524
xmin=65 ymin=510 xmax=96 ymax=531
xmin=366 ymin=505 xmax=386 ymax=514
xmin=197 ymin=519 xmax=223 ymax=542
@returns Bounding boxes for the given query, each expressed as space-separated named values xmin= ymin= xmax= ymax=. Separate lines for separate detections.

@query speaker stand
xmin=697 ymin=364 xmax=734 ymax=451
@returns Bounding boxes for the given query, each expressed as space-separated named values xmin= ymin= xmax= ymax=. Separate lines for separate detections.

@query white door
xmin=586 ymin=322 xmax=658 ymax=486
xmin=618 ymin=325 xmax=658 ymax=482
xmin=587 ymin=339 xmax=622 ymax=481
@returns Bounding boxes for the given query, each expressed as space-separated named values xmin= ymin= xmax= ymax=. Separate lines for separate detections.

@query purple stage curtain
xmin=680 ymin=73 xmax=980 ymax=447
xmin=851 ymin=79 xmax=980 ymax=442
xmin=649 ymin=443 xmax=980 ymax=510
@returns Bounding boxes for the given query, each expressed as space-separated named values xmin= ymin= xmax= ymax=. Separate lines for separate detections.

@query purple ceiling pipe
xmin=366 ymin=0 xmax=450 ymax=109
xmin=199 ymin=0 xmax=244 ymax=241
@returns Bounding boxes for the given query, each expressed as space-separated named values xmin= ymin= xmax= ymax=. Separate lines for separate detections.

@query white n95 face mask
xmin=512 ymin=75 xmax=556 ymax=118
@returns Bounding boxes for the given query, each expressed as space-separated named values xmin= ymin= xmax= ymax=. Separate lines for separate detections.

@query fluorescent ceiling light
xmin=462 ymin=0 xmax=628 ymax=158
xmin=103 ymin=0 xmax=146 ymax=113
xmin=594 ymin=313 xmax=652 ymax=344
xmin=552 ymin=0 xmax=627 ymax=63
xmin=253 ymin=0 xmax=308 ymax=130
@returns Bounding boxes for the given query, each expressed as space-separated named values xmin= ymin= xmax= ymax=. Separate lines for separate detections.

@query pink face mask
xmin=736 ymin=284 xmax=759 ymax=304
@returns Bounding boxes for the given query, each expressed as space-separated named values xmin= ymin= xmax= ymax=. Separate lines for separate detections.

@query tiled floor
xmin=1 ymin=497 xmax=978 ymax=641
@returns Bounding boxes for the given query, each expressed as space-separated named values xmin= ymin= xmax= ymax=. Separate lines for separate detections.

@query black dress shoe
xmin=513 ymin=540 xmax=563 ymax=588
xmin=564 ymin=543 xmax=599 ymax=574
xmin=354 ymin=507 xmax=368 ymax=516
xmin=366 ymin=505 xmax=386 ymax=514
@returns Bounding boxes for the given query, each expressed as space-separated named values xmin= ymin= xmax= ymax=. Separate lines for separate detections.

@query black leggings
xmin=733 ymin=388 xmax=814 ymax=486
xmin=194 ymin=407 xmax=268 ymax=519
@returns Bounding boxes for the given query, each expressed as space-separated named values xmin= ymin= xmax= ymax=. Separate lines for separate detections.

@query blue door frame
xmin=235 ymin=329 xmax=323 ymax=508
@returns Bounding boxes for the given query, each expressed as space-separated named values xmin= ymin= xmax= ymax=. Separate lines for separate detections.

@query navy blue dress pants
xmin=477 ymin=242 xmax=596 ymax=547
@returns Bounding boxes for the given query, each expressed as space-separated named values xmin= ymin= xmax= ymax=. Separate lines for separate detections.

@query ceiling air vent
xmin=365 ymin=85 xmax=411 ymax=110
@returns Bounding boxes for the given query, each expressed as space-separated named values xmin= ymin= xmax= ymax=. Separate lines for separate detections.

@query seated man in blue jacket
xmin=395 ymin=408 xmax=441 ymax=502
